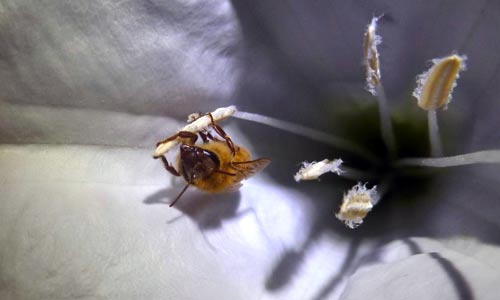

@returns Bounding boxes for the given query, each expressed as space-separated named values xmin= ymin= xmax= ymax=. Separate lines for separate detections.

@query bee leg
xmin=156 ymin=155 xmax=181 ymax=177
xmin=198 ymin=131 xmax=210 ymax=143
xmin=156 ymin=155 xmax=192 ymax=207
xmin=156 ymin=131 xmax=198 ymax=147
xmin=207 ymin=112 xmax=236 ymax=155
xmin=206 ymin=131 xmax=220 ymax=142
xmin=178 ymin=131 xmax=199 ymax=145
xmin=199 ymin=130 xmax=224 ymax=144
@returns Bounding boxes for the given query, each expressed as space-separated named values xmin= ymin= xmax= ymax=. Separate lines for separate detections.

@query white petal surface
xmin=341 ymin=238 xmax=500 ymax=300
xmin=0 ymin=144 xmax=350 ymax=300
xmin=1 ymin=0 xmax=500 ymax=299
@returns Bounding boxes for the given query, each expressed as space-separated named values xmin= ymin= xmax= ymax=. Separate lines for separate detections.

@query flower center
xmin=329 ymin=100 xmax=442 ymax=211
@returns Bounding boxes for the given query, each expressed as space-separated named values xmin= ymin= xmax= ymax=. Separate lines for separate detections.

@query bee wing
xmin=232 ymin=158 xmax=271 ymax=180
xmin=219 ymin=158 xmax=270 ymax=193
xmin=221 ymin=182 xmax=243 ymax=193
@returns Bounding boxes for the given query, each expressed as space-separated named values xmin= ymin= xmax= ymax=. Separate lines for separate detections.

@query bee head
xmin=179 ymin=144 xmax=220 ymax=182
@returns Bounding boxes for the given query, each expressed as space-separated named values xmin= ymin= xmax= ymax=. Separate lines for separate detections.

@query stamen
xmin=294 ymin=159 xmax=343 ymax=182
xmin=364 ymin=16 xmax=382 ymax=96
xmin=335 ymin=183 xmax=380 ymax=229
xmin=363 ymin=16 xmax=396 ymax=157
xmin=412 ymin=54 xmax=467 ymax=157
xmin=339 ymin=166 xmax=377 ymax=181
xmin=233 ymin=111 xmax=378 ymax=162
xmin=187 ymin=112 xmax=203 ymax=123
xmin=413 ymin=54 xmax=467 ymax=110
xmin=396 ymin=150 xmax=500 ymax=168
xmin=427 ymin=109 xmax=442 ymax=157
xmin=154 ymin=106 xmax=237 ymax=157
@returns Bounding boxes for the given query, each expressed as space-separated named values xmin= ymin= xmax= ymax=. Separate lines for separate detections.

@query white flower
xmin=1 ymin=2 xmax=499 ymax=300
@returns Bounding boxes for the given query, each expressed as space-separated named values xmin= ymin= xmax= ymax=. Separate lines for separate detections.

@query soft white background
xmin=1 ymin=1 xmax=500 ymax=299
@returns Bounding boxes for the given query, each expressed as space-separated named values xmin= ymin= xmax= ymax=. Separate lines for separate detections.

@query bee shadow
xmin=143 ymin=186 xmax=242 ymax=230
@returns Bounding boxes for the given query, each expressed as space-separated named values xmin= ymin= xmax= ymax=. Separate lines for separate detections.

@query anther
xmin=413 ymin=54 xmax=467 ymax=111
xmin=294 ymin=159 xmax=343 ymax=182
xmin=335 ymin=183 xmax=380 ymax=229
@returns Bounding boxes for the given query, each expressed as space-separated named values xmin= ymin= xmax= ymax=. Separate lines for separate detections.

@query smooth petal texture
xmin=0 ymin=0 xmax=240 ymax=116
xmin=1 ymin=1 xmax=500 ymax=299
xmin=0 ymin=144 xmax=319 ymax=299
xmin=340 ymin=238 xmax=500 ymax=300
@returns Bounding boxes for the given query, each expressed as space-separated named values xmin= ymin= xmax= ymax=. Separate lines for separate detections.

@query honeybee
xmin=155 ymin=113 xmax=271 ymax=207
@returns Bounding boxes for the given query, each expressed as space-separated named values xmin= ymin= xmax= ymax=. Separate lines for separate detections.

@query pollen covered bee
xmin=155 ymin=112 xmax=271 ymax=207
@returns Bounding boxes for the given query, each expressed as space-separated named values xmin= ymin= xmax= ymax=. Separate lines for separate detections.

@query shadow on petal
xmin=429 ymin=252 xmax=474 ymax=300
xmin=143 ymin=187 xmax=242 ymax=230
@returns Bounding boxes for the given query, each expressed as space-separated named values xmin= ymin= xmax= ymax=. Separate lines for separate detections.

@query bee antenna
xmin=169 ymin=181 xmax=191 ymax=207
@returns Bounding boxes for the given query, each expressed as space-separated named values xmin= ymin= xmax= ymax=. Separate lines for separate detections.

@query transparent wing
xmin=231 ymin=158 xmax=271 ymax=180
xmin=216 ymin=158 xmax=271 ymax=192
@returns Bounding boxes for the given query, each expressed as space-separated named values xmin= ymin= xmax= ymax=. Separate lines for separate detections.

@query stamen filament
xmin=396 ymin=150 xmax=500 ymax=168
xmin=233 ymin=111 xmax=379 ymax=163
xmin=427 ymin=110 xmax=443 ymax=157
xmin=340 ymin=166 xmax=377 ymax=181
xmin=375 ymin=84 xmax=397 ymax=158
